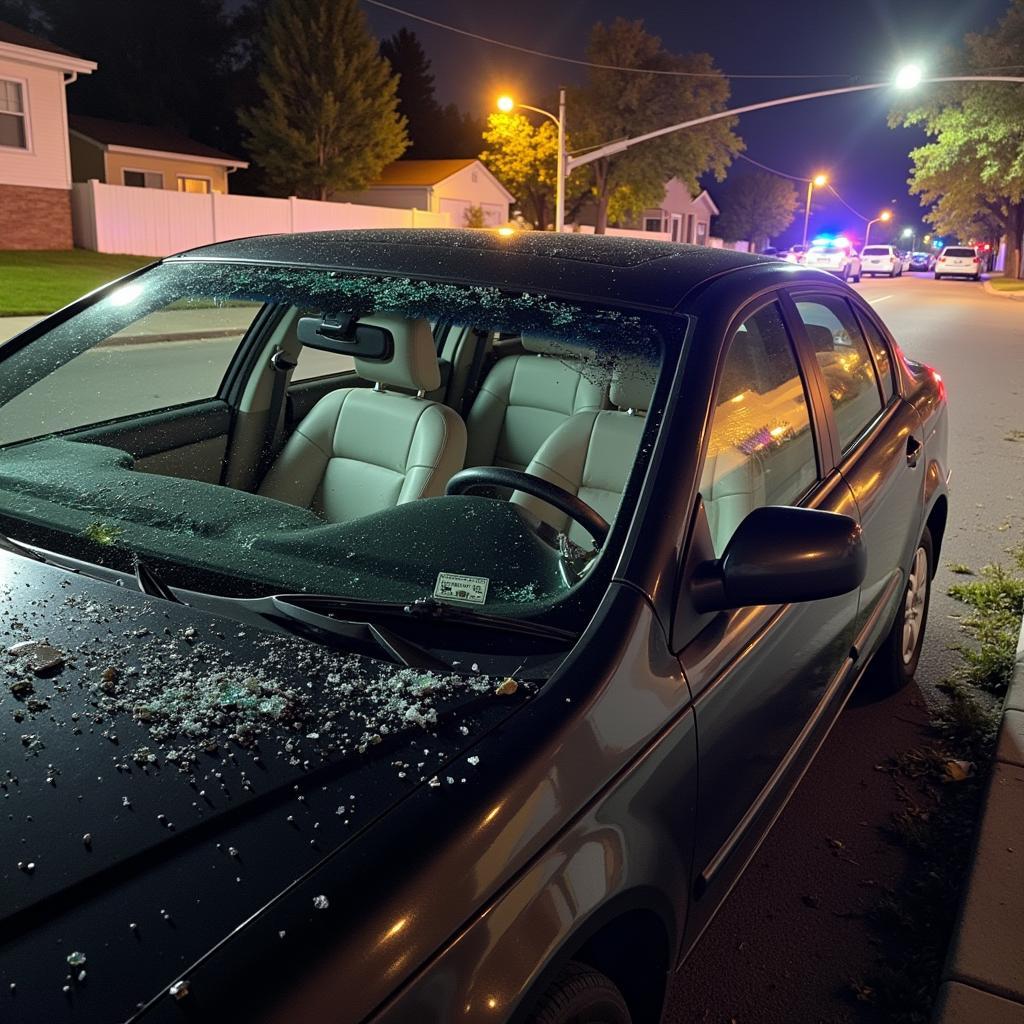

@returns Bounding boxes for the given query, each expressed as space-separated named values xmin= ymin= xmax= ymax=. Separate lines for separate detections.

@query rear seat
xmin=464 ymin=335 xmax=606 ymax=470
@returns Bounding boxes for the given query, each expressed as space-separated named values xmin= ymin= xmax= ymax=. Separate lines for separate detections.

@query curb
xmin=983 ymin=280 xmax=1024 ymax=301
xmin=933 ymin=616 xmax=1024 ymax=1023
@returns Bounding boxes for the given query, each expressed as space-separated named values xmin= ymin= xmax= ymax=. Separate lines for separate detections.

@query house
xmin=69 ymin=115 xmax=248 ymax=194
xmin=336 ymin=159 xmax=514 ymax=227
xmin=0 ymin=20 xmax=95 ymax=249
xmin=640 ymin=179 xmax=719 ymax=244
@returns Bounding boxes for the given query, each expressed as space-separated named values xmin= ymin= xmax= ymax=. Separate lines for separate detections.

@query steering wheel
xmin=445 ymin=467 xmax=610 ymax=547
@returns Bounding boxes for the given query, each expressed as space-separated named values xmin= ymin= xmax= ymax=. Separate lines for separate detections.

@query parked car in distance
xmin=803 ymin=238 xmax=862 ymax=282
xmin=761 ymin=245 xmax=779 ymax=257
xmin=897 ymin=250 xmax=914 ymax=273
xmin=935 ymin=245 xmax=983 ymax=280
xmin=781 ymin=243 xmax=808 ymax=263
xmin=909 ymin=251 xmax=936 ymax=272
xmin=861 ymin=245 xmax=904 ymax=277
xmin=0 ymin=229 xmax=949 ymax=1024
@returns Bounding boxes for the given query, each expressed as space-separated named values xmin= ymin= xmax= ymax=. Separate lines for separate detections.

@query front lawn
xmin=0 ymin=249 xmax=154 ymax=316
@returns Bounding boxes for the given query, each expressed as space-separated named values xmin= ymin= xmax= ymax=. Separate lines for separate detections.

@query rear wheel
xmin=870 ymin=528 xmax=933 ymax=692
xmin=527 ymin=962 xmax=632 ymax=1024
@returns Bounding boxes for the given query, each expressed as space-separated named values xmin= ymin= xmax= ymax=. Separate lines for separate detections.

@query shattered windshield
xmin=0 ymin=260 xmax=668 ymax=629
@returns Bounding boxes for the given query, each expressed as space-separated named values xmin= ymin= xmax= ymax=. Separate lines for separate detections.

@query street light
xmin=902 ymin=226 xmax=917 ymax=252
xmin=553 ymin=66 xmax=1024 ymax=234
xmin=496 ymin=91 xmax=566 ymax=232
xmin=802 ymin=173 xmax=828 ymax=249
xmin=863 ymin=209 xmax=892 ymax=249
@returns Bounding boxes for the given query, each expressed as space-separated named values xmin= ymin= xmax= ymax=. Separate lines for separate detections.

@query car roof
xmin=165 ymin=228 xmax=777 ymax=312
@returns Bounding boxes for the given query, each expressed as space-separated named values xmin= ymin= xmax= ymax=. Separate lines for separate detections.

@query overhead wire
xmin=364 ymin=1 xmax=858 ymax=80
xmin=736 ymin=154 xmax=870 ymax=221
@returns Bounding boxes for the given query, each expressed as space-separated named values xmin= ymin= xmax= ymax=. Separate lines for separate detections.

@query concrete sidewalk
xmin=933 ymin=618 xmax=1024 ymax=1023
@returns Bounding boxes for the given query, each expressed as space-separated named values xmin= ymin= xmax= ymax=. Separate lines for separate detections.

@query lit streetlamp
xmin=863 ymin=209 xmax=892 ymax=249
xmin=802 ymin=173 xmax=828 ymax=249
xmin=549 ymin=64 xmax=1024 ymax=236
xmin=496 ymin=90 xmax=566 ymax=232
xmin=902 ymin=226 xmax=916 ymax=252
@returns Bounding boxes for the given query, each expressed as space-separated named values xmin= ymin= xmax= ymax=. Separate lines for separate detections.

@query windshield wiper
xmin=279 ymin=593 xmax=577 ymax=643
xmin=0 ymin=532 xmax=47 ymax=563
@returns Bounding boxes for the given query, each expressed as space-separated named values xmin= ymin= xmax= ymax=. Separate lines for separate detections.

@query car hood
xmin=0 ymin=551 xmax=527 ymax=1022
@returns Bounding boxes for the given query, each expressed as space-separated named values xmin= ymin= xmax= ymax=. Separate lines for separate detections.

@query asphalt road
xmin=665 ymin=273 xmax=1024 ymax=1024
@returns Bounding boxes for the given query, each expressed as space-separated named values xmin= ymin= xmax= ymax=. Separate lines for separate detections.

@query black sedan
xmin=0 ymin=230 xmax=948 ymax=1024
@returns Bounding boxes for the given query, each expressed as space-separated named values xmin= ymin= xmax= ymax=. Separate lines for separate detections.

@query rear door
xmin=680 ymin=297 xmax=862 ymax=947
xmin=787 ymin=289 xmax=925 ymax=660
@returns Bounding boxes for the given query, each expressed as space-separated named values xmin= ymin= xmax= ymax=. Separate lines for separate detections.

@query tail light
xmin=972 ymin=257 xmax=980 ymax=264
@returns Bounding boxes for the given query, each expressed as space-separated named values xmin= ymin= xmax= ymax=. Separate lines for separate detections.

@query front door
xmin=680 ymin=299 xmax=862 ymax=948
xmin=788 ymin=291 xmax=925 ymax=657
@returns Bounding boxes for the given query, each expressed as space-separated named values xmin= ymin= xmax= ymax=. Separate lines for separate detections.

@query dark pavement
xmin=665 ymin=273 xmax=1024 ymax=1024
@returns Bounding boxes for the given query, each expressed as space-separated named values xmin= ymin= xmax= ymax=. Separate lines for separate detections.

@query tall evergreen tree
xmin=240 ymin=0 xmax=408 ymax=200
xmin=380 ymin=27 xmax=440 ymax=159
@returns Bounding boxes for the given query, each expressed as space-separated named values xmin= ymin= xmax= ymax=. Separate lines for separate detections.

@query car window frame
xmin=779 ymin=286 xmax=892 ymax=469
xmin=701 ymin=291 xmax=831 ymax=512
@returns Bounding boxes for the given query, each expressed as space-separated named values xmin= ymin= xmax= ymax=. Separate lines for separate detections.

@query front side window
xmin=795 ymin=296 xmax=883 ymax=453
xmin=0 ymin=291 xmax=262 ymax=444
xmin=0 ymin=262 xmax=667 ymax=626
xmin=0 ymin=79 xmax=26 ymax=149
xmin=701 ymin=303 xmax=818 ymax=555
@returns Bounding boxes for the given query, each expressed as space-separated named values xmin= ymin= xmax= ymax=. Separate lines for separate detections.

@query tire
xmin=890 ymin=268 xmax=898 ymax=278
xmin=853 ymin=269 xmax=861 ymax=282
xmin=841 ymin=266 xmax=850 ymax=282
xmin=935 ymin=274 xmax=942 ymax=280
xmin=870 ymin=527 xmax=933 ymax=692
xmin=973 ymin=274 xmax=981 ymax=281
xmin=526 ymin=962 xmax=632 ymax=1024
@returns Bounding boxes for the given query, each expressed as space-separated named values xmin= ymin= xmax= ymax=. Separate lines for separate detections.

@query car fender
xmin=367 ymin=707 xmax=698 ymax=1024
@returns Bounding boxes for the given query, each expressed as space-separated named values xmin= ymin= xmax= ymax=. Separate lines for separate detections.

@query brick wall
xmin=0 ymin=184 xmax=73 ymax=249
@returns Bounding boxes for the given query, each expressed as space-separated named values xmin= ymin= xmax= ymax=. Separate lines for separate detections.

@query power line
xmin=365 ymin=1 xmax=857 ymax=81
xmin=736 ymin=154 xmax=869 ymax=220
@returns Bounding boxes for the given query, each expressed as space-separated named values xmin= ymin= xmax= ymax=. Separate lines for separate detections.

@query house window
xmin=696 ymin=220 xmax=708 ymax=244
xmin=644 ymin=217 xmax=663 ymax=233
xmin=0 ymin=79 xmax=27 ymax=150
xmin=177 ymin=176 xmax=211 ymax=194
xmin=123 ymin=170 xmax=164 ymax=189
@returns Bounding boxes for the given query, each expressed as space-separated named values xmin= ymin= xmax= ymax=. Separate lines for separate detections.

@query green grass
xmin=0 ymin=250 xmax=153 ymax=316
xmin=988 ymin=276 xmax=1024 ymax=293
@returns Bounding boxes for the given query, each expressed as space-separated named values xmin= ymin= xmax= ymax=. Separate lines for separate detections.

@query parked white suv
xmin=803 ymin=241 xmax=862 ymax=281
xmin=860 ymin=245 xmax=903 ymax=278
xmin=935 ymin=246 xmax=982 ymax=281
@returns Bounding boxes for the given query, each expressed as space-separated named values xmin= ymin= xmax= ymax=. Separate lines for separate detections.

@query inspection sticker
xmin=434 ymin=572 xmax=489 ymax=605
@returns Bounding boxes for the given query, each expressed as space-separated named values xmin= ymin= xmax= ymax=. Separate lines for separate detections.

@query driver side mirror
xmin=690 ymin=505 xmax=866 ymax=614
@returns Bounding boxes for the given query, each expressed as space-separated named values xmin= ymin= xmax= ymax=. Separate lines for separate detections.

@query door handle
xmin=906 ymin=435 xmax=922 ymax=468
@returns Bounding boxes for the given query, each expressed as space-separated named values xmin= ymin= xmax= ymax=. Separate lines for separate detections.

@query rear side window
xmin=795 ymin=296 xmax=883 ymax=453
xmin=700 ymin=303 xmax=818 ymax=555
xmin=858 ymin=315 xmax=895 ymax=403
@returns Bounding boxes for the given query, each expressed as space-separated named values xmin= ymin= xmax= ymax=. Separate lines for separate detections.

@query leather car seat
xmin=258 ymin=315 xmax=466 ymax=523
xmin=510 ymin=363 xmax=655 ymax=545
xmin=464 ymin=335 xmax=606 ymax=471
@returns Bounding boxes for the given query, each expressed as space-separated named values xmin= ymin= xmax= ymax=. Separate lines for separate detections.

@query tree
xmin=480 ymin=112 xmax=587 ymax=229
xmin=380 ymin=28 xmax=440 ymax=159
xmin=713 ymin=169 xmax=799 ymax=251
xmin=240 ymin=0 xmax=407 ymax=200
xmin=570 ymin=19 xmax=742 ymax=233
xmin=891 ymin=0 xmax=1024 ymax=277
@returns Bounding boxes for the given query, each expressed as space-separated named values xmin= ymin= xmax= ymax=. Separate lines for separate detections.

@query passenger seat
xmin=464 ymin=335 xmax=606 ymax=471
xmin=258 ymin=315 xmax=466 ymax=523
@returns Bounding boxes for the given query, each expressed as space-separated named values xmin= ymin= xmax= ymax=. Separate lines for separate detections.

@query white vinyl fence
xmin=71 ymin=180 xmax=451 ymax=257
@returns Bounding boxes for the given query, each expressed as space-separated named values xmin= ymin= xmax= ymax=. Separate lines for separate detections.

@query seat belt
xmin=461 ymin=329 xmax=493 ymax=417
xmin=256 ymin=347 xmax=297 ymax=481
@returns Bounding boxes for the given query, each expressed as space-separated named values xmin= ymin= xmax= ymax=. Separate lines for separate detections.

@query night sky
xmin=363 ymin=0 xmax=1011 ymax=247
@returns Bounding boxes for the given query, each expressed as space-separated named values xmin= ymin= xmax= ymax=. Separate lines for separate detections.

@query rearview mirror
xmin=691 ymin=506 xmax=866 ymax=614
